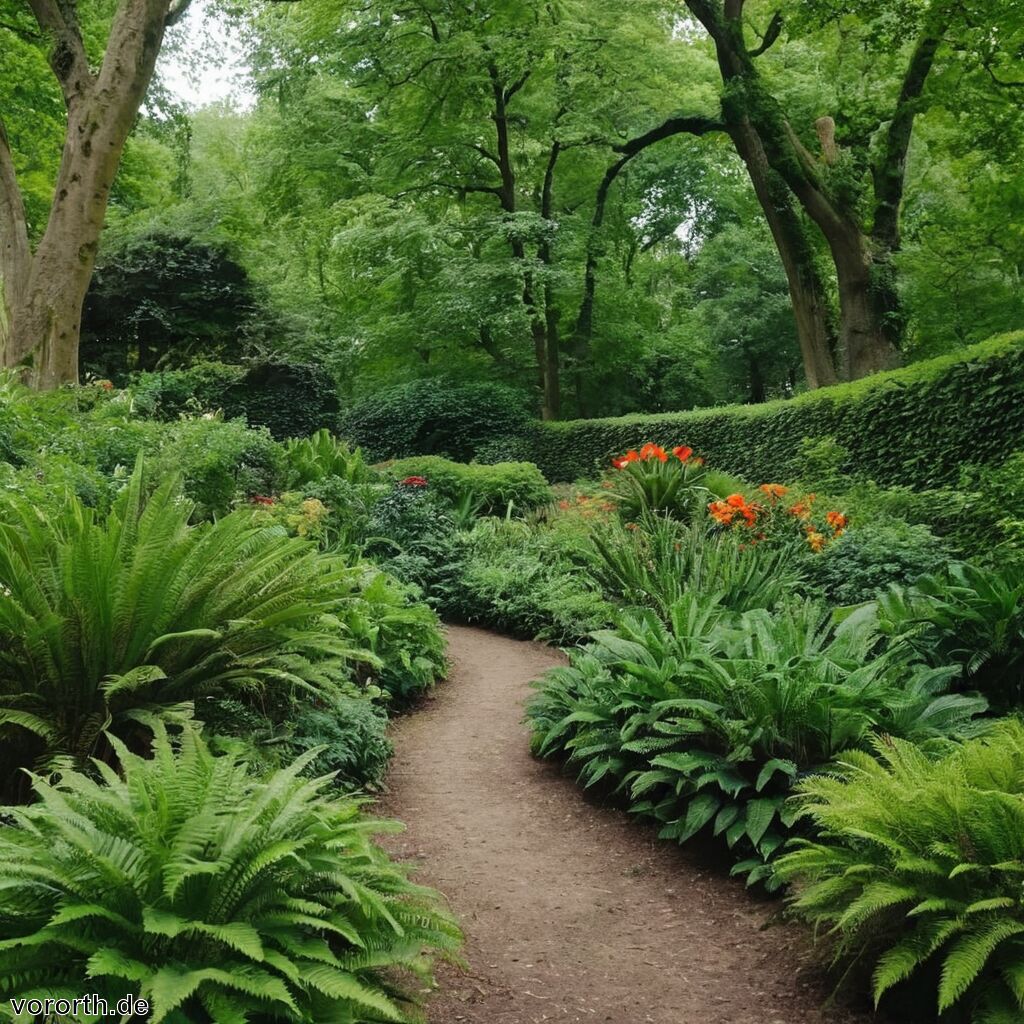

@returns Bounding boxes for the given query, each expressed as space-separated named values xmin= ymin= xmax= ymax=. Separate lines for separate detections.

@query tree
xmin=0 ymin=0 xmax=193 ymax=388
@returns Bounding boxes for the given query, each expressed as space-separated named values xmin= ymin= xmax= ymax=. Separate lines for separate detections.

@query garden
xmin=3 ymin=0 xmax=1024 ymax=1020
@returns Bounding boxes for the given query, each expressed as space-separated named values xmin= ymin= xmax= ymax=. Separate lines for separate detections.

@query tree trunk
xmin=0 ymin=0 xmax=180 ymax=388
xmin=726 ymin=120 xmax=839 ymax=388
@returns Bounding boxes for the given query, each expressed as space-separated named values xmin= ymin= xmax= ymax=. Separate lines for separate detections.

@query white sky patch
xmin=158 ymin=0 xmax=255 ymax=110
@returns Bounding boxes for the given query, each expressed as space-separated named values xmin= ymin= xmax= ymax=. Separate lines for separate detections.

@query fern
xmin=0 ymin=458 xmax=375 ymax=784
xmin=0 ymin=725 xmax=461 ymax=1024
xmin=775 ymin=723 xmax=1024 ymax=1017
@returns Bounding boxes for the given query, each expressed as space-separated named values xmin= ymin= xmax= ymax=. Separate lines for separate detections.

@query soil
xmin=380 ymin=625 xmax=873 ymax=1024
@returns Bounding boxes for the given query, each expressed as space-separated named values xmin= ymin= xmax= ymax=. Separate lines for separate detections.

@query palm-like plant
xmin=776 ymin=723 xmax=1024 ymax=1022
xmin=0 ymin=460 xmax=366 ymax=778
xmin=0 ymin=725 xmax=461 ymax=1023
xmin=527 ymin=596 xmax=985 ymax=888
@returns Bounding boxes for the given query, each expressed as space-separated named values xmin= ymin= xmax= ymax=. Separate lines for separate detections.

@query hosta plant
xmin=284 ymin=428 xmax=375 ymax=488
xmin=0 ymin=460 xmax=365 ymax=784
xmin=875 ymin=560 xmax=1024 ymax=708
xmin=776 ymin=723 xmax=1024 ymax=1022
xmin=528 ymin=596 xmax=984 ymax=889
xmin=607 ymin=443 xmax=708 ymax=520
xmin=0 ymin=725 xmax=461 ymax=1023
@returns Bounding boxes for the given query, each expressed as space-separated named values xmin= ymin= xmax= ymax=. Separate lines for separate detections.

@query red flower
xmin=639 ymin=442 xmax=668 ymax=462
xmin=612 ymin=450 xmax=640 ymax=469
xmin=401 ymin=476 xmax=429 ymax=487
xmin=251 ymin=495 xmax=276 ymax=506
xmin=673 ymin=445 xmax=693 ymax=462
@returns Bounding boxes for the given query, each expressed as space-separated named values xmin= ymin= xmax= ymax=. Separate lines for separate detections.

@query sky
xmin=158 ymin=0 xmax=255 ymax=109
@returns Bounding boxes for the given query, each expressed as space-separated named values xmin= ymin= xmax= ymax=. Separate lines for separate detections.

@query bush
xmin=875 ymin=560 xmax=1024 ymax=709
xmin=528 ymin=597 xmax=984 ymax=888
xmin=522 ymin=332 xmax=1024 ymax=484
xmin=0 ymin=725 xmax=461 ymax=1023
xmin=284 ymin=429 xmax=376 ymax=488
xmin=386 ymin=456 xmax=551 ymax=515
xmin=0 ymin=462 xmax=357 ymax=789
xmin=343 ymin=378 xmax=531 ymax=462
xmin=439 ymin=518 xmax=613 ymax=644
xmin=133 ymin=359 xmax=340 ymax=440
xmin=806 ymin=521 xmax=952 ymax=605
xmin=776 ymin=723 xmax=1024 ymax=1021
xmin=605 ymin=442 xmax=709 ymax=521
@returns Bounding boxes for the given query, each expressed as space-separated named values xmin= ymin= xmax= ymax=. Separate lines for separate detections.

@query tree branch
xmin=26 ymin=0 xmax=92 ymax=105
xmin=613 ymin=113 xmax=725 ymax=156
xmin=748 ymin=11 xmax=783 ymax=58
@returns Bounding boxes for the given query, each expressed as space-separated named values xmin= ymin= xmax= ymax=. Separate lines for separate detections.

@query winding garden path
xmin=381 ymin=626 xmax=869 ymax=1024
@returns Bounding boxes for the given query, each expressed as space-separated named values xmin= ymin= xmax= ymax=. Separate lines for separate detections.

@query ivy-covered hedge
xmin=525 ymin=332 xmax=1024 ymax=485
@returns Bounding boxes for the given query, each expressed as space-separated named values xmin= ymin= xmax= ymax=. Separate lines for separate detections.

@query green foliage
xmin=343 ymin=379 xmax=531 ymax=463
xmin=439 ymin=518 xmax=613 ymax=644
xmin=606 ymin=446 xmax=710 ymax=521
xmin=337 ymin=568 xmax=447 ymax=703
xmin=0 ymin=725 xmax=460 ymax=1023
xmin=386 ymin=456 xmax=551 ymax=516
xmin=528 ymin=596 xmax=984 ymax=889
xmin=285 ymin=430 xmax=376 ymax=489
xmin=80 ymin=230 xmax=256 ymax=380
xmin=875 ymin=561 xmax=1024 ymax=709
xmin=776 ymin=723 xmax=1024 ymax=1021
xmin=524 ymin=333 xmax=1024 ymax=484
xmin=589 ymin=516 xmax=803 ymax=617
xmin=132 ymin=360 xmax=341 ymax=440
xmin=806 ymin=521 xmax=952 ymax=606
xmin=958 ymin=451 xmax=1024 ymax=559
xmin=0 ymin=462 xmax=361 ymax=785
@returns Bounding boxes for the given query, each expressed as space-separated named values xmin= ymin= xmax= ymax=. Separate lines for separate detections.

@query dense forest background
xmin=4 ymin=0 xmax=1022 ymax=417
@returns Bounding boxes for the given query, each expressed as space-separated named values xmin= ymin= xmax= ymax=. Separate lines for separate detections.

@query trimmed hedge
xmin=524 ymin=332 xmax=1024 ymax=485
xmin=386 ymin=456 xmax=551 ymax=514
xmin=342 ymin=378 xmax=531 ymax=462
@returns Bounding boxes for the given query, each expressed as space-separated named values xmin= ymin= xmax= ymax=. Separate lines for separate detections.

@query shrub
xmin=776 ymin=723 xmax=1024 ymax=1021
xmin=0 ymin=462 xmax=359 ymax=788
xmin=132 ymin=359 xmax=340 ymax=440
xmin=522 ymin=332 xmax=1024 ymax=484
xmin=386 ymin=456 xmax=551 ymax=515
xmin=528 ymin=597 xmax=984 ymax=888
xmin=338 ymin=568 xmax=448 ymax=703
xmin=439 ymin=518 xmax=613 ymax=644
xmin=0 ymin=725 xmax=460 ymax=1023
xmin=806 ymin=521 xmax=952 ymax=605
xmin=875 ymin=561 xmax=1024 ymax=709
xmin=343 ymin=378 xmax=531 ymax=462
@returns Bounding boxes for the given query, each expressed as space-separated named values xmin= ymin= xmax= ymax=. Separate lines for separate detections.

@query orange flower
xmin=673 ymin=445 xmax=693 ymax=462
xmin=691 ymin=456 xmax=706 ymax=466
xmin=826 ymin=511 xmax=848 ymax=532
xmin=788 ymin=494 xmax=817 ymax=520
xmin=758 ymin=483 xmax=788 ymax=501
xmin=639 ymin=442 xmax=668 ymax=462
xmin=726 ymin=494 xmax=748 ymax=508
xmin=557 ymin=500 xmax=571 ymax=511
xmin=708 ymin=500 xmax=736 ymax=525
xmin=806 ymin=530 xmax=826 ymax=553
xmin=612 ymin=450 xmax=640 ymax=469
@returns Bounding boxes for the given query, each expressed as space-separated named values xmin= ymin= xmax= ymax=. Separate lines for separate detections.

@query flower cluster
xmin=400 ymin=475 xmax=429 ymax=488
xmin=250 ymin=495 xmax=276 ymax=506
xmin=611 ymin=443 xmax=702 ymax=469
xmin=708 ymin=486 xmax=847 ymax=552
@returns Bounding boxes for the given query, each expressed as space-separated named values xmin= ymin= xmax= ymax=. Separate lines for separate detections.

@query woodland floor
xmin=380 ymin=625 xmax=873 ymax=1024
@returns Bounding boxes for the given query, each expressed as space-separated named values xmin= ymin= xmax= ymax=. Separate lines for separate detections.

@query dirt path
xmin=381 ymin=626 xmax=870 ymax=1024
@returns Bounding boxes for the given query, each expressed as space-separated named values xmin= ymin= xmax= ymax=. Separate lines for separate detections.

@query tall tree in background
xmin=0 ymin=0 xmax=191 ymax=388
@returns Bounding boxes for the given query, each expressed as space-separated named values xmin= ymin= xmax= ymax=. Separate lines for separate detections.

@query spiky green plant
xmin=0 ymin=460 xmax=366 ymax=779
xmin=527 ymin=596 xmax=985 ymax=889
xmin=0 ymin=725 xmax=461 ymax=1023
xmin=589 ymin=516 xmax=801 ymax=616
xmin=776 ymin=722 xmax=1024 ymax=1023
